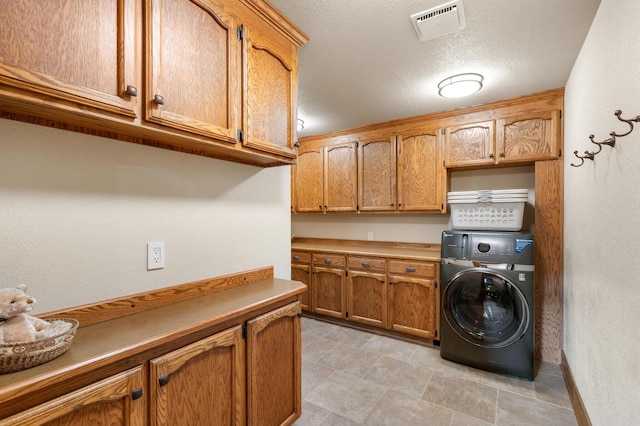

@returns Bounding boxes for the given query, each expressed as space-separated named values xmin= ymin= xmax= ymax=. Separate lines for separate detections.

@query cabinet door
xmin=397 ymin=129 xmax=445 ymax=212
xmin=242 ymin=26 xmax=297 ymax=159
xmin=347 ymin=271 xmax=387 ymax=328
xmin=358 ymin=137 xmax=397 ymax=211
xmin=247 ymin=302 xmax=302 ymax=426
xmin=149 ymin=326 xmax=245 ymax=426
xmin=0 ymin=367 xmax=145 ymax=426
xmin=324 ymin=142 xmax=358 ymax=212
xmin=388 ymin=275 xmax=438 ymax=339
xmin=0 ymin=0 xmax=138 ymax=117
xmin=313 ymin=266 xmax=346 ymax=318
xmin=497 ymin=110 xmax=560 ymax=163
xmin=292 ymin=263 xmax=311 ymax=311
xmin=295 ymin=147 xmax=324 ymax=212
xmin=146 ymin=0 xmax=237 ymax=142
xmin=444 ymin=121 xmax=496 ymax=168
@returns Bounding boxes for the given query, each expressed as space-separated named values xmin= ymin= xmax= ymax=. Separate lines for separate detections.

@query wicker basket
xmin=0 ymin=318 xmax=79 ymax=374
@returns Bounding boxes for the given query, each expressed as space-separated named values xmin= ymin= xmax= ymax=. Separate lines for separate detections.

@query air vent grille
xmin=410 ymin=0 xmax=466 ymax=41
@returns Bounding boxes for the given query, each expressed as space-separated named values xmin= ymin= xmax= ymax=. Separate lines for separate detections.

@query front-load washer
xmin=439 ymin=230 xmax=535 ymax=380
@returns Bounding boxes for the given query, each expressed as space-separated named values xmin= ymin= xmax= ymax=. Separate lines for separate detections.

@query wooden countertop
xmin=0 ymin=278 xmax=305 ymax=415
xmin=291 ymin=238 xmax=441 ymax=261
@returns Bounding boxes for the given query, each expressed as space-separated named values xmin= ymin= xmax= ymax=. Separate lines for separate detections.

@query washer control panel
xmin=441 ymin=230 xmax=534 ymax=264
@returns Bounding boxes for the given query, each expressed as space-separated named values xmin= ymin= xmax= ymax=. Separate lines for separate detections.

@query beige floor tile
xmin=496 ymin=389 xmax=578 ymax=426
xmin=302 ymin=317 xmax=340 ymax=338
xmin=362 ymin=356 xmax=433 ymax=397
xmin=294 ymin=401 xmax=332 ymax=425
xmin=361 ymin=334 xmax=420 ymax=361
xmin=317 ymin=342 xmax=381 ymax=377
xmin=305 ymin=370 xmax=386 ymax=423
xmin=534 ymin=372 xmax=573 ymax=409
xmin=464 ymin=367 xmax=536 ymax=399
xmin=422 ymin=372 xmax=498 ymax=423
xmin=302 ymin=358 xmax=334 ymax=398
xmin=409 ymin=344 xmax=470 ymax=378
xmin=302 ymin=334 xmax=340 ymax=362
xmin=365 ymin=389 xmax=454 ymax=426
xmin=323 ymin=325 xmax=375 ymax=348
xmin=451 ymin=412 xmax=495 ymax=426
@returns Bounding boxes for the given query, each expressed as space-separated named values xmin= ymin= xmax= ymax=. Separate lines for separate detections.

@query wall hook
xmin=571 ymin=109 xmax=639 ymax=167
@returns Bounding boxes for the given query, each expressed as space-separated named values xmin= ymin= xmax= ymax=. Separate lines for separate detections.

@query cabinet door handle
xmin=323 ymin=258 xmax=332 ymax=264
xmin=131 ymin=388 xmax=143 ymax=400
xmin=489 ymin=153 xmax=494 ymax=158
xmin=500 ymin=152 xmax=505 ymax=157
xmin=405 ymin=266 xmax=416 ymax=273
xmin=361 ymin=262 xmax=371 ymax=267
xmin=153 ymin=94 xmax=165 ymax=105
xmin=293 ymin=255 xmax=299 ymax=261
xmin=125 ymin=85 xmax=138 ymax=97
xmin=159 ymin=375 xmax=170 ymax=387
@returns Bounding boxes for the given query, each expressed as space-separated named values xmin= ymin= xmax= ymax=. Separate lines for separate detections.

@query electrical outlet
xmin=367 ymin=231 xmax=374 ymax=241
xmin=147 ymin=241 xmax=165 ymax=270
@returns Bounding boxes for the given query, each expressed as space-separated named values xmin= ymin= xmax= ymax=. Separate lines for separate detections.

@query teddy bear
xmin=0 ymin=285 xmax=70 ymax=344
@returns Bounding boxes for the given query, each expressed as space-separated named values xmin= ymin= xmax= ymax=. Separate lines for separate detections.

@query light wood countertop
xmin=291 ymin=238 xmax=441 ymax=262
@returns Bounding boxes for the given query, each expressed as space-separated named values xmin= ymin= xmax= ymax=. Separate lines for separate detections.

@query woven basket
xmin=0 ymin=318 xmax=79 ymax=374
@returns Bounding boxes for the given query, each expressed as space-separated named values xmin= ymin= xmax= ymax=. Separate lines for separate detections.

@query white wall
xmin=292 ymin=166 xmax=535 ymax=243
xmin=0 ymin=118 xmax=291 ymax=314
xmin=564 ymin=0 xmax=640 ymax=424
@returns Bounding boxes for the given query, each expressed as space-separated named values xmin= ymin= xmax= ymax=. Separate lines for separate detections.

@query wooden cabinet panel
xmin=325 ymin=142 xmax=358 ymax=212
xmin=313 ymin=267 xmax=345 ymax=318
xmin=444 ymin=121 xmax=495 ymax=168
xmin=150 ymin=325 xmax=245 ymax=426
xmin=292 ymin=264 xmax=311 ymax=311
xmin=358 ymin=137 xmax=396 ymax=211
xmin=295 ymin=147 xmax=324 ymax=212
xmin=291 ymin=250 xmax=311 ymax=264
xmin=388 ymin=275 xmax=438 ymax=339
xmin=146 ymin=0 xmax=237 ymax=142
xmin=247 ymin=302 xmax=301 ymax=426
xmin=312 ymin=253 xmax=346 ymax=268
xmin=347 ymin=256 xmax=387 ymax=273
xmin=388 ymin=260 xmax=437 ymax=278
xmin=347 ymin=271 xmax=387 ymax=328
xmin=497 ymin=110 xmax=560 ymax=163
xmin=0 ymin=0 xmax=138 ymax=117
xmin=243 ymin=26 xmax=297 ymax=158
xmin=0 ymin=367 xmax=145 ymax=426
xmin=397 ymin=128 xmax=445 ymax=212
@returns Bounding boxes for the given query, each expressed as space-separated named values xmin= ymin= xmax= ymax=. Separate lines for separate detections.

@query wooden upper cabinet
xmin=358 ymin=136 xmax=397 ymax=211
xmin=0 ymin=0 xmax=138 ymax=117
xmin=242 ymin=26 xmax=297 ymax=159
xmin=444 ymin=121 xmax=495 ymax=168
xmin=325 ymin=142 xmax=358 ymax=212
xmin=146 ymin=0 xmax=237 ymax=142
xmin=149 ymin=325 xmax=246 ymax=426
xmin=396 ymin=128 xmax=445 ymax=212
xmin=295 ymin=146 xmax=324 ymax=212
xmin=497 ymin=110 xmax=561 ymax=163
xmin=0 ymin=367 xmax=145 ymax=426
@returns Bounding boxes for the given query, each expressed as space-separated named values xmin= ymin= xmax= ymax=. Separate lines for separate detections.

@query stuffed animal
xmin=0 ymin=285 xmax=70 ymax=344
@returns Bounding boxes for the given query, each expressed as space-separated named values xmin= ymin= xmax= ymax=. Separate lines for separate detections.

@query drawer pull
xmin=361 ymin=262 xmax=371 ymax=267
xmin=323 ymin=258 xmax=332 ymax=264
xmin=405 ymin=266 xmax=416 ymax=273
xmin=293 ymin=255 xmax=299 ymax=261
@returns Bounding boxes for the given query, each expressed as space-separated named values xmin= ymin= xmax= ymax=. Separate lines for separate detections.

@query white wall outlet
xmin=367 ymin=231 xmax=374 ymax=241
xmin=147 ymin=241 xmax=165 ymax=270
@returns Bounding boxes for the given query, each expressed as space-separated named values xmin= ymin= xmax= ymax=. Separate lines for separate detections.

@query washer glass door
xmin=443 ymin=268 xmax=529 ymax=348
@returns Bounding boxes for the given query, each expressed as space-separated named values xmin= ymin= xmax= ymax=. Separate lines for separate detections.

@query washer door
xmin=443 ymin=268 xmax=530 ymax=348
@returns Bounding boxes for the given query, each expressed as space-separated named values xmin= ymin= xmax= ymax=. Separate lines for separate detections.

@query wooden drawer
xmin=291 ymin=251 xmax=311 ymax=264
xmin=347 ymin=256 xmax=387 ymax=272
xmin=388 ymin=260 xmax=437 ymax=278
xmin=312 ymin=253 xmax=346 ymax=268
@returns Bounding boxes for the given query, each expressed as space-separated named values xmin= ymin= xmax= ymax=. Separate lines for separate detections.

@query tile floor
xmin=295 ymin=317 xmax=577 ymax=426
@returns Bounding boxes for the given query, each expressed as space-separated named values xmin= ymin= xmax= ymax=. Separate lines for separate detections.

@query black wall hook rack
xmin=571 ymin=109 xmax=640 ymax=167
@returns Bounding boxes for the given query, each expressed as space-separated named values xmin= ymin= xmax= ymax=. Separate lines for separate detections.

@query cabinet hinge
xmin=357 ymin=205 xmax=360 ymax=212
xmin=297 ymin=312 xmax=303 ymax=318
xmin=237 ymin=26 xmax=244 ymax=40
xmin=435 ymin=330 xmax=438 ymax=338
xmin=242 ymin=325 xmax=247 ymax=339
xmin=435 ymin=281 xmax=438 ymax=289
xmin=346 ymin=312 xmax=349 ymax=318
xmin=559 ymin=110 xmax=562 ymax=119
xmin=443 ymin=160 xmax=445 ymax=167
xmin=558 ymin=148 xmax=562 ymax=157
xmin=237 ymin=129 xmax=244 ymax=142
xmin=440 ymin=128 xmax=445 ymax=135
xmin=345 ymin=270 xmax=348 ymax=277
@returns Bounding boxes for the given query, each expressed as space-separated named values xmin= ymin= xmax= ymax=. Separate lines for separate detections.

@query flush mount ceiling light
xmin=438 ymin=73 xmax=484 ymax=98
xmin=296 ymin=118 xmax=305 ymax=132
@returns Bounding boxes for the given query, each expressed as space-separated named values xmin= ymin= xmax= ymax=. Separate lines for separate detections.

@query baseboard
xmin=561 ymin=350 xmax=592 ymax=426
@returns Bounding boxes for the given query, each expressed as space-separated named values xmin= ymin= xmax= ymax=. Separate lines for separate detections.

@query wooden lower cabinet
xmin=291 ymin=250 xmax=312 ymax=311
xmin=347 ymin=270 xmax=387 ymax=328
xmin=0 ymin=366 xmax=145 ymax=426
xmin=150 ymin=325 xmax=245 ymax=425
xmin=312 ymin=266 xmax=346 ymax=318
xmin=247 ymin=302 xmax=302 ymax=426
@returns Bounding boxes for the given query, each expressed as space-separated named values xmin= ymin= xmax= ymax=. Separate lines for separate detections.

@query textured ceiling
xmin=269 ymin=0 xmax=602 ymax=136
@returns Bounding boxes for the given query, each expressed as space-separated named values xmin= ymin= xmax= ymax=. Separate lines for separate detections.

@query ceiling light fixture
xmin=438 ymin=73 xmax=484 ymax=98
xmin=296 ymin=118 xmax=305 ymax=132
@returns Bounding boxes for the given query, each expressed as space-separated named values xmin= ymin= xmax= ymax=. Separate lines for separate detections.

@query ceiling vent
xmin=410 ymin=0 xmax=466 ymax=41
